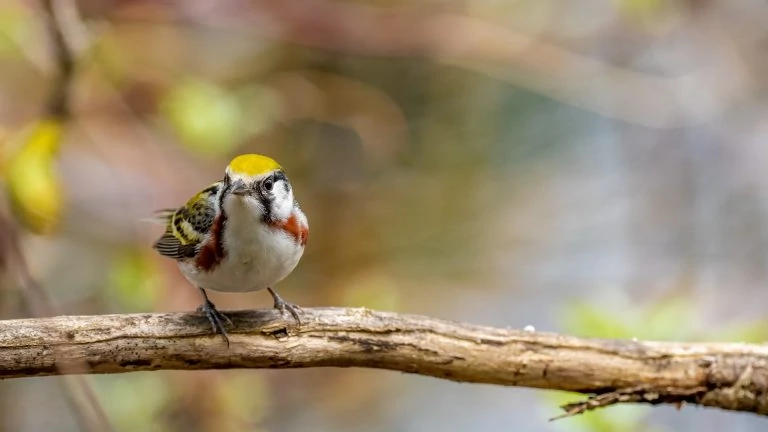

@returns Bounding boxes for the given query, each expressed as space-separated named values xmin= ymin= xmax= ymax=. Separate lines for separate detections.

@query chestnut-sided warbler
xmin=151 ymin=154 xmax=309 ymax=343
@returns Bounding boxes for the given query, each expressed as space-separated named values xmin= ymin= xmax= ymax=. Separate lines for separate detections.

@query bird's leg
xmin=196 ymin=287 xmax=233 ymax=345
xmin=267 ymin=287 xmax=302 ymax=326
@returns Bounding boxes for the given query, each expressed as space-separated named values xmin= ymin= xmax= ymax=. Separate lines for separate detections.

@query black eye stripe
xmin=257 ymin=171 xmax=289 ymax=224
xmin=257 ymin=185 xmax=272 ymax=223
xmin=274 ymin=171 xmax=287 ymax=183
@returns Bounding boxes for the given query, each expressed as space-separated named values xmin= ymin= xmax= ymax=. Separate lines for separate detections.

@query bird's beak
xmin=230 ymin=180 xmax=250 ymax=196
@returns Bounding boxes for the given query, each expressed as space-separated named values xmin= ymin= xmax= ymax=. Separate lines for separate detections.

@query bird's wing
xmin=152 ymin=182 xmax=221 ymax=261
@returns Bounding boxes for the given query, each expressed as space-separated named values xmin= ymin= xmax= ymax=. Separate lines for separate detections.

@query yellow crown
xmin=227 ymin=154 xmax=282 ymax=177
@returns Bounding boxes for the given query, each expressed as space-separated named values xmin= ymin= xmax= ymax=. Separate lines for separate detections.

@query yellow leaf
xmin=4 ymin=118 xmax=64 ymax=235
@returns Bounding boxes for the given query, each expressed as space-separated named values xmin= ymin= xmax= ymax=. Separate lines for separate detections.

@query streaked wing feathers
xmin=153 ymin=232 xmax=196 ymax=260
xmin=151 ymin=182 xmax=221 ymax=261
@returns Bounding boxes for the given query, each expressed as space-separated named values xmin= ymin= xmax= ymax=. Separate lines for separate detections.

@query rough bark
xmin=0 ymin=307 xmax=766 ymax=419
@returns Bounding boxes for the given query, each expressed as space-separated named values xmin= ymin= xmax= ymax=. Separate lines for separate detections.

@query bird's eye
xmin=263 ymin=177 xmax=274 ymax=191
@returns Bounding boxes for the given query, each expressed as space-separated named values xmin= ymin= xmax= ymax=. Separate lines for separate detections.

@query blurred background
xmin=0 ymin=0 xmax=767 ymax=431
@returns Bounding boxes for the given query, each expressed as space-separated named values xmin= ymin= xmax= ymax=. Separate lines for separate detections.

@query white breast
xmin=179 ymin=203 xmax=306 ymax=293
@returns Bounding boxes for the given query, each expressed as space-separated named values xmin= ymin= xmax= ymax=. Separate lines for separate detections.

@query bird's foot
xmin=267 ymin=287 xmax=303 ymax=327
xmin=196 ymin=299 xmax=233 ymax=346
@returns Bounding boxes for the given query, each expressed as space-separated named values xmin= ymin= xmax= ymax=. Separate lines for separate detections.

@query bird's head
xmin=222 ymin=154 xmax=295 ymax=222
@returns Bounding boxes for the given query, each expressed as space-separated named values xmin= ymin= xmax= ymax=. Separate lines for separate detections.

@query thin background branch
xmin=40 ymin=0 xmax=75 ymax=119
xmin=0 ymin=1 xmax=114 ymax=430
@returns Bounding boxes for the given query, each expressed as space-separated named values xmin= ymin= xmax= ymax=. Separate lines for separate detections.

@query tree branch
xmin=1 ymin=307 xmax=766 ymax=419
xmin=40 ymin=0 xmax=76 ymax=119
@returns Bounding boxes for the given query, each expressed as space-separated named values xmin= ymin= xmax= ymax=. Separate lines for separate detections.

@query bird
xmin=150 ymin=153 xmax=309 ymax=344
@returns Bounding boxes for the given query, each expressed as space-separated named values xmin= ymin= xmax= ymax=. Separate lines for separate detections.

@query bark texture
xmin=0 ymin=308 xmax=766 ymax=418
